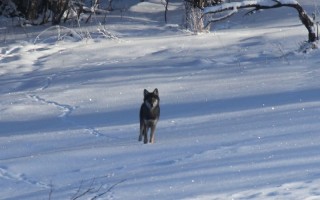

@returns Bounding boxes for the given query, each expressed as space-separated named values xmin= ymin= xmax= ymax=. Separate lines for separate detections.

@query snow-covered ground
xmin=1 ymin=0 xmax=320 ymax=199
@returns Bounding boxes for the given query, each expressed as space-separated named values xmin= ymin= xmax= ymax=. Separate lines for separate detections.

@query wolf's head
xmin=143 ymin=88 xmax=159 ymax=109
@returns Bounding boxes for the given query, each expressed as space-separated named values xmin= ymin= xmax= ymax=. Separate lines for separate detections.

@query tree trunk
xmin=27 ymin=0 xmax=36 ymax=20
xmin=184 ymin=1 xmax=205 ymax=33
xmin=51 ymin=0 xmax=69 ymax=25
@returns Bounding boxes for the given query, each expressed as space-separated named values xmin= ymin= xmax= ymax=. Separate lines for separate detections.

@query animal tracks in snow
xmin=28 ymin=94 xmax=106 ymax=138
xmin=28 ymin=94 xmax=75 ymax=119
xmin=38 ymin=74 xmax=57 ymax=91
xmin=0 ymin=167 xmax=50 ymax=189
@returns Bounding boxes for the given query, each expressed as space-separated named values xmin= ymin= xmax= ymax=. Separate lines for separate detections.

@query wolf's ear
xmin=144 ymin=89 xmax=149 ymax=97
xmin=153 ymin=88 xmax=159 ymax=96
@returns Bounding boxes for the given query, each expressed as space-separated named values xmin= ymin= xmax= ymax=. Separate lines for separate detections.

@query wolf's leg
xmin=139 ymin=123 xmax=144 ymax=141
xmin=150 ymin=125 xmax=156 ymax=144
xmin=144 ymin=127 xmax=149 ymax=144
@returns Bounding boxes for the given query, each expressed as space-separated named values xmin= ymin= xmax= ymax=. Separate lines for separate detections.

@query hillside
xmin=1 ymin=0 xmax=320 ymax=199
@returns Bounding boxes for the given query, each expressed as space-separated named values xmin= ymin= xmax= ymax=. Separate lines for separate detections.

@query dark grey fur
xmin=139 ymin=88 xmax=160 ymax=144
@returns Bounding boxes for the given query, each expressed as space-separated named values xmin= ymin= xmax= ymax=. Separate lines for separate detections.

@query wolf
xmin=139 ymin=88 xmax=160 ymax=144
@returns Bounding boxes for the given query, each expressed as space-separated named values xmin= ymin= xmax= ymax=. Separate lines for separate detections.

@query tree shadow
xmin=1 ymin=86 xmax=319 ymax=136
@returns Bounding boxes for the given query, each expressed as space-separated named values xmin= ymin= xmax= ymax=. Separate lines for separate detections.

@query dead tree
xmin=51 ymin=0 xmax=70 ymax=25
xmin=184 ymin=1 xmax=204 ymax=32
xmin=164 ymin=0 xmax=169 ymax=23
xmin=202 ymin=0 xmax=317 ymax=42
xmin=184 ymin=0 xmax=225 ymax=32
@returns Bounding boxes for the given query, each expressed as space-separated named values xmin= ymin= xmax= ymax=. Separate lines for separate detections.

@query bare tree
xmin=184 ymin=0 xmax=225 ymax=33
xmin=51 ymin=0 xmax=70 ymax=25
xmin=107 ymin=0 xmax=114 ymax=11
xmin=163 ymin=0 xmax=169 ymax=23
xmin=184 ymin=0 xmax=205 ymax=32
xmin=0 ymin=0 xmax=20 ymax=17
xmin=1 ymin=0 xmax=111 ymax=25
xmin=10 ymin=0 xmax=47 ymax=21
xmin=202 ymin=0 xmax=317 ymax=42
xmin=6 ymin=0 xmax=68 ymax=24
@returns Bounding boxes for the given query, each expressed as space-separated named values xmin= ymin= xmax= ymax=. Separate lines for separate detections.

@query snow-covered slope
xmin=1 ymin=0 xmax=320 ymax=199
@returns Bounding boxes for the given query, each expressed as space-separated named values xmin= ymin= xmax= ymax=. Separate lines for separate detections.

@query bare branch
xmin=48 ymin=181 xmax=53 ymax=200
xmin=90 ymin=179 xmax=127 ymax=200
xmin=202 ymin=0 xmax=317 ymax=42
xmin=164 ymin=0 xmax=169 ymax=23
xmin=204 ymin=8 xmax=237 ymax=29
xmin=69 ymin=177 xmax=126 ymax=200
xmin=71 ymin=178 xmax=96 ymax=200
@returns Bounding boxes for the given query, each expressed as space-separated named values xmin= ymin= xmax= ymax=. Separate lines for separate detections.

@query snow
xmin=1 ymin=0 xmax=320 ymax=199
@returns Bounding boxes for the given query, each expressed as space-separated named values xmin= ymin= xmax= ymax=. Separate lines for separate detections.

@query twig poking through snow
xmin=70 ymin=178 xmax=127 ymax=200
xmin=97 ymin=23 xmax=120 ymax=40
xmin=90 ymin=179 xmax=127 ymax=200
xmin=33 ymin=25 xmax=83 ymax=44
